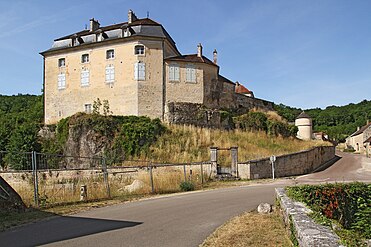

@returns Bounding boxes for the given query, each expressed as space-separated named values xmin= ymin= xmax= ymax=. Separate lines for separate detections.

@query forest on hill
xmin=274 ymin=99 xmax=371 ymax=141
xmin=0 ymin=94 xmax=43 ymax=153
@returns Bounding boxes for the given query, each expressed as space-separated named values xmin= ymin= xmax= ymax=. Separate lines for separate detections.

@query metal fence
xmin=0 ymin=151 xmax=212 ymax=207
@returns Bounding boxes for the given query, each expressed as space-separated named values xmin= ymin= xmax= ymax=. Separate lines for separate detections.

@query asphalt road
xmin=0 ymin=152 xmax=370 ymax=247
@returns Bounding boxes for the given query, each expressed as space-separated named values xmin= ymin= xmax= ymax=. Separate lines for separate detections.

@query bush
xmin=179 ymin=181 xmax=195 ymax=191
xmin=286 ymin=183 xmax=371 ymax=246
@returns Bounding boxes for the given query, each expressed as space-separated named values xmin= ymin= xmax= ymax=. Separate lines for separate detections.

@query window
xmin=105 ymin=65 xmax=115 ymax=83
xmin=81 ymin=54 xmax=89 ymax=63
xmin=57 ymin=73 xmax=66 ymax=89
xmin=106 ymin=49 xmax=115 ymax=59
xmin=84 ymin=104 xmax=92 ymax=114
xmin=169 ymin=64 xmax=180 ymax=81
xmin=134 ymin=62 xmax=145 ymax=80
xmin=58 ymin=58 xmax=65 ymax=67
xmin=134 ymin=45 xmax=145 ymax=55
xmin=186 ymin=64 xmax=196 ymax=82
xmin=81 ymin=69 xmax=90 ymax=86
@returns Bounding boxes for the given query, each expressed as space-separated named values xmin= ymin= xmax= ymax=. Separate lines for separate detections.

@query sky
xmin=0 ymin=0 xmax=370 ymax=109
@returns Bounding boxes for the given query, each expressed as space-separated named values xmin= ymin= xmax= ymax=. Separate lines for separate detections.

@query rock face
xmin=0 ymin=176 xmax=26 ymax=211
xmin=257 ymin=203 xmax=272 ymax=214
xmin=123 ymin=180 xmax=149 ymax=193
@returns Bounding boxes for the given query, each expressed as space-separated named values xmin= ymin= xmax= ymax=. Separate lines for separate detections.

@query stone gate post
xmin=210 ymin=147 xmax=218 ymax=178
xmin=230 ymin=147 xmax=238 ymax=177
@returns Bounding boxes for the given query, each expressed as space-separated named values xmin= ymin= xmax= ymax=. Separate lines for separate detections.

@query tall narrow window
xmin=58 ymin=58 xmax=65 ymax=67
xmin=186 ymin=64 xmax=196 ymax=82
xmin=105 ymin=65 xmax=115 ymax=83
xmin=84 ymin=104 xmax=92 ymax=114
xmin=106 ymin=49 xmax=115 ymax=59
xmin=81 ymin=54 xmax=89 ymax=63
xmin=134 ymin=45 xmax=145 ymax=55
xmin=57 ymin=73 xmax=66 ymax=89
xmin=169 ymin=64 xmax=180 ymax=81
xmin=134 ymin=62 xmax=145 ymax=80
xmin=81 ymin=69 xmax=90 ymax=86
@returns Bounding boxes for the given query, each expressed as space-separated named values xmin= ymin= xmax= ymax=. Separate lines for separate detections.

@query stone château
xmin=40 ymin=10 xmax=273 ymax=125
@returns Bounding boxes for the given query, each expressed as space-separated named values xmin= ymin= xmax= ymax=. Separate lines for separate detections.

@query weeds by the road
xmin=200 ymin=209 xmax=292 ymax=247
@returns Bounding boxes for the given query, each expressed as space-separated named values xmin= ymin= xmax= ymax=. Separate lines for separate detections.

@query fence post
xmin=31 ymin=151 xmax=39 ymax=207
xmin=183 ymin=164 xmax=187 ymax=182
xmin=102 ymin=157 xmax=111 ymax=198
xmin=200 ymin=163 xmax=204 ymax=185
xmin=149 ymin=165 xmax=155 ymax=194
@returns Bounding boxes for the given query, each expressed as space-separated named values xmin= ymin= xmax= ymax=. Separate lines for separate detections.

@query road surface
xmin=0 ymin=152 xmax=370 ymax=247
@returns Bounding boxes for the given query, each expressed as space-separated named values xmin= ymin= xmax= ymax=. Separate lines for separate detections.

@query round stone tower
xmin=295 ymin=112 xmax=312 ymax=140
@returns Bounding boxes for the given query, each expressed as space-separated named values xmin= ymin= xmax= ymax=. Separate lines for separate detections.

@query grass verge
xmin=200 ymin=209 xmax=292 ymax=247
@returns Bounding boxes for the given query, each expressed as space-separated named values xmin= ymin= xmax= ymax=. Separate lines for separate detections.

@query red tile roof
xmin=235 ymin=83 xmax=252 ymax=94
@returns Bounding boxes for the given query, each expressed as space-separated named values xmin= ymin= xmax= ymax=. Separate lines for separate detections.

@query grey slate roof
xmin=351 ymin=122 xmax=371 ymax=137
xmin=296 ymin=112 xmax=311 ymax=119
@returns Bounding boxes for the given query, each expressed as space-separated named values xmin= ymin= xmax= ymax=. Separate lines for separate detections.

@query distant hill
xmin=274 ymin=100 xmax=371 ymax=142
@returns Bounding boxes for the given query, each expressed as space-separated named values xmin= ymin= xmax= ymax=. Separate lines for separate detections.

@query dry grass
xmin=201 ymin=210 xmax=292 ymax=247
xmin=144 ymin=124 xmax=329 ymax=165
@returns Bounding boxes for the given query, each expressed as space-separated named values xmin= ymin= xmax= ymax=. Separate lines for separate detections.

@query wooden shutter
xmin=169 ymin=65 xmax=174 ymax=80
xmin=139 ymin=63 xmax=145 ymax=80
xmin=134 ymin=63 xmax=139 ymax=80
xmin=186 ymin=67 xmax=191 ymax=82
xmin=174 ymin=65 xmax=180 ymax=81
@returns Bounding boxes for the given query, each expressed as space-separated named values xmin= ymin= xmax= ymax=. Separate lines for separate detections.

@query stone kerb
xmin=276 ymin=188 xmax=343 ymax=247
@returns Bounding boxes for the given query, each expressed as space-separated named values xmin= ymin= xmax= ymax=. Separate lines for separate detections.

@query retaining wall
xmin=238 ymin=146 xmax=335 ymax=179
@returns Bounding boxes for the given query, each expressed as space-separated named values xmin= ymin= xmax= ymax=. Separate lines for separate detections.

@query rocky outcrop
xmin=0 ymin=176 xmax=26 ymax=211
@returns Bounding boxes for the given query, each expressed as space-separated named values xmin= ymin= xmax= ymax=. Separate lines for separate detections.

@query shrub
xmin=286 ymin=183 xmax=371 ymax=245
xmin=179 ymin=181 xmax=195 ymax=191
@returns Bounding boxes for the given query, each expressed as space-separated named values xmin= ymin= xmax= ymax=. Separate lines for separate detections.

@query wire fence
xmin=0 ymin=151 xmax=213 ymax=207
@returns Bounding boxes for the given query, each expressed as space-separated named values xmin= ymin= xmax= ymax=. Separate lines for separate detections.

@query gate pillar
xmin=230 ymin=147 xmax=238 ymax=177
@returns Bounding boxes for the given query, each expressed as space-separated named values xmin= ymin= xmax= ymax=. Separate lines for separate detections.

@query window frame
xmin=84 ymin=104 xmax=92 ymax=114
xmin=168 ymin=63 xmax=180 ymax=82
xmin=57 ymin=72 xmax=66 ymax=90
xmin=81 ymin=54 xmax=89 ymax=63
xmin=134 ymin=45 xmax=145 ymax=56
xmin=105 ymin=64 xmax=115 ymax=83
xmin=80 ymin=68 xmax=90 ymax=87
xmin=58 ymin=58 xmax=65 ymax=68
xmin=106 ymin=49 xmax=115 ymax=60
xmin=186 ymin=64 xmax=196 ymax=83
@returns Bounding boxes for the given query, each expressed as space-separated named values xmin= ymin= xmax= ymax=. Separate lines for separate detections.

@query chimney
xmin=197 ymin=43 xmax=203 ymax=57
xmin=357 ymin=126 xmax=360 ymax=131
xmin=89 ymin=18 xmax=100 ymax=32
xmin=213 ymin=49 xmax=218 ymax=64
xmin=128 ymin=9 xmax=138 ymax=24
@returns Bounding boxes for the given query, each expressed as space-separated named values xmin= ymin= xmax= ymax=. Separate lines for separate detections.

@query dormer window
xmin=135 ymin=45 xmax=145 ymax=55
xmin=81 ymin=54 xmax=89 ymax=63
xmin=106 ymin=49 xmax=115 ymax=59
xmin=58 ymin=58 xmax=65 ymax=67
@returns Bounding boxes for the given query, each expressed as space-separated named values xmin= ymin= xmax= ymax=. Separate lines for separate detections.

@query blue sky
xmin=0 ymin=0 xmax=370 ymax=109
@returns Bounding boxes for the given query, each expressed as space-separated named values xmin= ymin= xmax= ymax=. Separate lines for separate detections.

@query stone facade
xmin=345 ymin=122 xmax=371 ymax=154
xmin=41 ymin=10 xmax=274 ymax=125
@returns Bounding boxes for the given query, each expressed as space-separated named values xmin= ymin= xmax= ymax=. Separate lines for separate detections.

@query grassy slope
xmin=143 ymin=124 xmax=329 ymax=164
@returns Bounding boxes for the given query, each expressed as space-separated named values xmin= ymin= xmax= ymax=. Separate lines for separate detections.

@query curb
xmin=275 ymin=188 xmax=344 ymax=247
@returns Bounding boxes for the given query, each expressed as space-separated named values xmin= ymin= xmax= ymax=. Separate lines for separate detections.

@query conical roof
xmin=296 ymin=111 xmax=311 ymax=119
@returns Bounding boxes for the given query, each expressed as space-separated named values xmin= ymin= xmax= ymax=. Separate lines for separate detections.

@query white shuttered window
xmin=81 ymin=69 xmax=90 ymax=86
xmin=169 ymin=64 xmax=180 ymax=81
xmin=105 ymin=65 xmax=115 ymax=83
xmin=58 ymin=73 xmax=66 ymax=89
xmin=134 ymin=62 xmax=145 ymax=80
xmin=186 ymin=65 xmax=196 ymax=82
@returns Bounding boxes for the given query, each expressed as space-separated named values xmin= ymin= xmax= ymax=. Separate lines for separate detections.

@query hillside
xmin=274 ymin=100 xmax=371 ymax=141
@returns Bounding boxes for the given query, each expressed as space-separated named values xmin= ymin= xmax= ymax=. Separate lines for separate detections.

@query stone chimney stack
xmin=128 ymin=9 xmax=138 ymax=24
xmin=89 ymin=18 xmax=100 ymax=32
xmin=197 ymin=43 xmax=203 ymax=57
xmin=357 ymin=126 xmax=360 ymax=131
xmin=213 ymin=49 xmax=218 ymax=64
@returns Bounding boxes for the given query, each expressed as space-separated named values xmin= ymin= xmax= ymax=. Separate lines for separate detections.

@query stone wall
xmin=164 ymin=102 xmax=222 ymax=128
xmin=238 ymin=146 xmax=335 ymax=179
